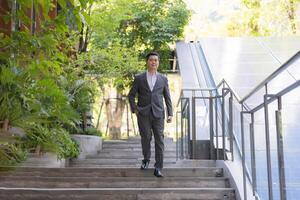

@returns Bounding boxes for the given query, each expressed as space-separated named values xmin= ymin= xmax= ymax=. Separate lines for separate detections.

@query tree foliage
xmin=91 ymin=0 xmax=190 ymax=72
xmin=117 ymin=0 xmax=190 ymax=71
xmin=0 ymin=0 xmax=95 ymax=163
xmin=86 ymin=0 xmax=190 ymax=138
xmin=227 ymin=0 xmax=300 ymax=36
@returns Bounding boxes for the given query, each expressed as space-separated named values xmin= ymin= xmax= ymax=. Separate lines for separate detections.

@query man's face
xmin=147 ymin=55 xmax=159 ymax=71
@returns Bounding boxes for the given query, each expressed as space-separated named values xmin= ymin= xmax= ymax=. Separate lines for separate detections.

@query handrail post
xmin=184 ymin=112 xmax=188 ymax=158
xmin=215 ymin=96 xmax=219 ymax=160
xmin=222 ymin=88 xmax=226 ymax=160
xmin=241 ymin=107 xmax=247 ymax=200
xmin=209 ymin=97 xmax=215 ymax=160
xmin=192 ymin=91 xmax=196 ymax=159
xmin=187 ymin=99 xmax=191 ymax=158
xmin=264 ymin=94 xmax=273 ymax=200
xmin=126 ymin=102 xmax=129 ymax=138
xmin=276 ymin=96 xmax=286 ymax=200
xmin=180 ymin=98 xmax=184 ymax=159
xmin=229 ymin=92 xmax=234 ymax=161
xmin=249 ymin=113 xmax=257 ymax=196
xmin=176 ymin=111 xmax=179 ymax=161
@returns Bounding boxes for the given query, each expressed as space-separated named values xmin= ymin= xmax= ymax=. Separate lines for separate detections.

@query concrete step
xmin=0 ymin=176 xmax=230 ymax=188
xmin=68 ymin=164 xmax=201 ymax=168
xmin=0 ymin=188 xmax=236 ymax=200
xmin=102 ymin=144 xmax=176 ymax=149
xmin=175 ymin=160 xmax=217 ymax=167
xmin=102 ymin=139 xmax=175 ymax=145
xmin=104 ymin=138 xmax=174 ymax=144
xmin=87 ymin=152 xmax=176 ymax=159
xmin=100 ymin=147 xmax=176 ymax=152
xmin=104 ymin=136 xmax=174 ymax=142
xmin=0 ymin=167 xmax=223 ymax=177
xmin=103 ymin=139 xmax=175 ymax=144
xmin=70 ymin=158 xmax=177 ymax=166
xmin=70 ymin=159 xmax=218 ymax=168
xmin=99 ymin=149 xmax=176 ymax=153
xmin=0 ymin=132 xmax=236 ymax=200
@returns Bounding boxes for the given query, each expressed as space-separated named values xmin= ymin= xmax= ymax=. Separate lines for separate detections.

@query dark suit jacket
xmin=128 ymin=72 xmax=173 ymax=118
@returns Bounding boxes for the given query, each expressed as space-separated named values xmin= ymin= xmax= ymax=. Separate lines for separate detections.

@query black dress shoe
xmin=154 ymin=168 xmax=164 ymax=177
xmin=140 ymin=159 xmax=150 ymax=170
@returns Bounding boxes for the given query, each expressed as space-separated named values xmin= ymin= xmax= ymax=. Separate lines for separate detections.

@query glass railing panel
xmin=267 ymin=70 xmax=296 ymax=95
xmin=286 ymin=58 xmax=300 ymax=80
xmin=243 ymin=87 xmax=266 ymax=110
xmin=179 ymin=98 xmax=190 ymax=160
xmin=232 ymin=98 xmax=243 ymax=151
xmin=254 ymin=108 xmax=269 ymax=200
xmin=214 ymin=97 xmax=223 ymax=158
xmin=268 ymin=100 xmax=281 ymax=200
xmin=195 ymin=98 xmax=210 ymax=140
xmin=224 ymin=93 xmax=236 ymax=160
xmin=243 ymin=114 xmax=253 ymax=180
xmin=282 ymin=86 xmax=300 ymax=199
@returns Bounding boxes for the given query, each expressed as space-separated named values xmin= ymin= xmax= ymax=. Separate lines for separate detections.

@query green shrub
xmin=23 ymin=125 xmax=79 ymax=159
xmin=0 ymin=137 xmax=27 ymax=166
xmin=77 ymin=127 xmax=102 ymax=137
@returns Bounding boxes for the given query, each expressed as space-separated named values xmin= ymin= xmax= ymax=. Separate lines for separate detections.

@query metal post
xmin=187 ymin=99 xmax=191 ymax=159
xmin=209 ymin=97 xmax=215 ymax=160
xmin=276 ymin=96 xmax=286 ymax=200
xmin=126 ymin=102 xmax=129 ymax=138
xmin=249 ymin=113 xmax=257 ymax=196
xmin=241 ymin=108 xmax=247 ymax=200
xmin=222 ymin=89 xmax=226 ymax=160
xmin=176 ymin=111 xmax=179 ymax=161
xmin=192 ymin=91 xmax=196 ymax=159
xmin=180 ymin=98 xmax=185 ymax=159
xmin=215 ymin=97 xmax=219 ymax=160
xmin=229 ymin=93 xmax=234 ymax=161
xmin=264 ymin=94 xmax=273 ymax=200
xmin=183 ymin=112 xmax=189 ymax=158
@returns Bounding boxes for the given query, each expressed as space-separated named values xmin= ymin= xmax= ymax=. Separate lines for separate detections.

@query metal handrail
xmin=240 ymin=51 xmax=300 ymax=103
xmin=176 ymin=50 xmax=300 ymax=200
xmin=178 ymin=50 xmax=300 ymax=110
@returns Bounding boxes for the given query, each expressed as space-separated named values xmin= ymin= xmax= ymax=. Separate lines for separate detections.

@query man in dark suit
xmin=128 ymin=52 xmax=173 ymax=177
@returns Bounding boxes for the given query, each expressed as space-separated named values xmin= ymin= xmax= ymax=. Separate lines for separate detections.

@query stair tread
xmin=0 ymin=135 xmax=236 ymax=199
xmin=0 ymin=187 xmax=234 ymax=191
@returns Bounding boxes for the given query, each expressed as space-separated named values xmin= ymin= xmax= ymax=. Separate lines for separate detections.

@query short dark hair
xmin=146 ymin=52 xmax=160 ymax=61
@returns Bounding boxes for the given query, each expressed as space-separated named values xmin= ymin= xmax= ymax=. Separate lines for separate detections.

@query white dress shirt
xmin=146 ymin=71 xmax=157 ymax=91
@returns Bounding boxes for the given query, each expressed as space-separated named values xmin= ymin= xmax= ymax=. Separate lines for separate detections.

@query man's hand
xmin=167 ymin=116 xmax=172 ymax=123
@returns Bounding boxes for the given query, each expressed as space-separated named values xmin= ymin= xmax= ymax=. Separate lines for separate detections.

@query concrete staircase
xmin=70 ymin=137 xmax=177 ymax=168
xmin=0 ymin=137 xmax=236 ymax=200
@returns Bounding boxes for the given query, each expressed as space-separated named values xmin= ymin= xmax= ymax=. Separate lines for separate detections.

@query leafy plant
xmin=0 ymin=136 xmax=27 ymax=166
xmin=77 ymin=127 xmax=103 ymax=137
xmin=86 ymin=0 xmax=190 ymax=139
xmin=22 ymin=125 xmax=79 ymax=159
xmin=0 ymin=0 xmax=93 ymax=164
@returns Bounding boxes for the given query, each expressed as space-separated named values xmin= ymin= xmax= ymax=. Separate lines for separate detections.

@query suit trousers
xmin=137 ymin=110 xmax=164 ymax=169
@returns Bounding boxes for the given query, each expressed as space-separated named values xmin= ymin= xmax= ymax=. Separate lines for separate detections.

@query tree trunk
xmin=105 ymin=92 xmax=126 ymax=139
xmin=35 ymin=145 xmax=41 ymax=156
xmin=78 ymin=4 xmax=92 ymax=53
xmin=78 ymin=24 xmax=90 ymax=53
xmin=78 ymin=22 xmax=85 ymax=52
xmin=83 ymin=26 xmax=90 ymax=51
xmin=1 ymin=118 xmax=9 ymax=136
